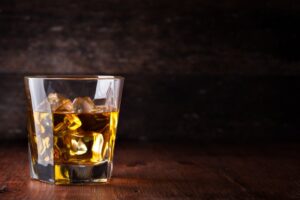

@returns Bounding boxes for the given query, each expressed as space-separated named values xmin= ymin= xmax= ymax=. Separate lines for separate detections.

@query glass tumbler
xmin=24 ymin=76 xmax=124 ymax=184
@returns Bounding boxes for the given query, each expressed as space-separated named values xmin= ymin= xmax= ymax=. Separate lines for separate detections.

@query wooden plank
xmin=0 ymin=142 xmax=299 ymax=200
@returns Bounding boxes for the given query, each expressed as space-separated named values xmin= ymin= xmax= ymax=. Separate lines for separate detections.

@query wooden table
xmin=0 ymin=142 xmax=299 ymax=200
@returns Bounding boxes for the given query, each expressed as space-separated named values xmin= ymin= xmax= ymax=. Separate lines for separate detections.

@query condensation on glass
xmin=24 ymin=76 xmax=124 ymax=184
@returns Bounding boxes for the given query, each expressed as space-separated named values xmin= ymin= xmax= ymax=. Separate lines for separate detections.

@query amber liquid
xmin=28 ymin=108 xmax=119 ymax=183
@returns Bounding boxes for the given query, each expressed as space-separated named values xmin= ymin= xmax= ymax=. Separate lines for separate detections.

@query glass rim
xmin=24 ymin=75 xmax=124 ymax=80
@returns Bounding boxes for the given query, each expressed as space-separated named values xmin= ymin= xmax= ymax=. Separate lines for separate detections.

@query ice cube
xmin=48 ymin=93 xmax=73 ymax=112
xmin=70 ymin=138 xmax=87 ymax=155
xmin=61 ymin=129 xmax=85 ymax=155
xmin=54 ymin=122 xmax=67 ymax=133
xmin=64 ymin=114 xmax=82 ymax=130
xmin=72 ymin=97 xmax=95 ymax=113
xmin=93 ymin=105 xmax=107 ymax=113
xmin=54 ymin=114 xmax=82 ymax=141
xmin=56 ymin=99 xmax=73 ymax=112
xmin=48 ymin=93 xmax=63 ymax=104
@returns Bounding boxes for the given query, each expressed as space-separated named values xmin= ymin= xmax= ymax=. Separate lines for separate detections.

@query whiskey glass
xmin=24 ymin=75 xmax=124 ymax=184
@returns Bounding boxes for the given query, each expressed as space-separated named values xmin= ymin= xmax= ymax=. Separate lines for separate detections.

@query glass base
xmin=30 ymin=160 xmax=113 ymax=185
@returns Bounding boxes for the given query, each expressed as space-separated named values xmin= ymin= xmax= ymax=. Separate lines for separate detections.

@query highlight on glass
xmin=24 ymin=75 xmax=124 ymax=184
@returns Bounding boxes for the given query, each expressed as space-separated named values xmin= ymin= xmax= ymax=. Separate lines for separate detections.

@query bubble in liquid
xmin=64 ymin=114 xmax=82 ymax=130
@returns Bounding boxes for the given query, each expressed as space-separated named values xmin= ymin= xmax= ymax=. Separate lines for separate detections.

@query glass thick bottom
xmin=29 ymin=159 xmax=113 ymax=185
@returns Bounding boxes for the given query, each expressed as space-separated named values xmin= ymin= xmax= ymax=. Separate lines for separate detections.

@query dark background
xmin=0 ymin=0 xmax=299 ymax=143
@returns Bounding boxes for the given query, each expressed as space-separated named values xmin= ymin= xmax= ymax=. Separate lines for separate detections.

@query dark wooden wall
xmin=0 ymin=0 xmax=299 ymax=142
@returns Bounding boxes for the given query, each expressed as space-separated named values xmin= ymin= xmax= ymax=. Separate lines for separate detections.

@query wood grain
xmin=0 ymin=142 xmax=299 ymax=200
